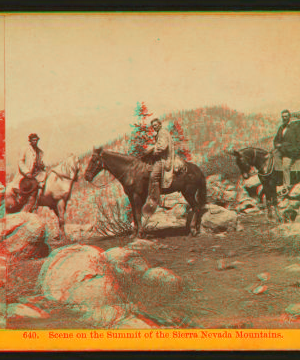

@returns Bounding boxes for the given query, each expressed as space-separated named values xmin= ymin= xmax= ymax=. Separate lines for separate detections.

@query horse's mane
xmin=103 ymin=150 xmax=152 ymax=174
xmin=240 ymin=147 xmax=269 ymax=156
xmin=52 ymin=155 xmax=80 ymax=179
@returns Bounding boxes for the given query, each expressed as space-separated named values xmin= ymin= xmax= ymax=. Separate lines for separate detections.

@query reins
xmin=87 ymin=152 xmax=151 ymax=190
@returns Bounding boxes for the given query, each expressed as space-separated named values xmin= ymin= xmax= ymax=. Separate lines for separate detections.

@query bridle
xmin=247 ymin=148 xmax=275 ymax=178
xmin=86 ymin=151 xmax=132 ymax=189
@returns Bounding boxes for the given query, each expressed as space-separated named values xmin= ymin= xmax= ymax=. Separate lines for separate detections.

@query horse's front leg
xmin=128 ymin=193 xmax=143 ymax=239
xmin=266 ymin=199 xmax=273 ymax=220
xmin=274 ymin=204 xmax=283 ymax=223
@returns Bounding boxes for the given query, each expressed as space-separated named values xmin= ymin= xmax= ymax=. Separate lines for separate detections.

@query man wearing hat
xmin=274 ymin=109 xmax=300 ymax=195
xmin=12 ymin=133 xmax=46 ymax=212
xmin=142 ymin=118 xmax=175 ymax=218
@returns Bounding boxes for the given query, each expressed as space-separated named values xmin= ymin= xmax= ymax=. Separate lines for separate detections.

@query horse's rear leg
xmin=182 ymin=190 xmax=199 ymax=236
xmin=54 ymin=199 xmax=67 ymax=240
xmin=183 ymin=184 xmax=206 ymax=236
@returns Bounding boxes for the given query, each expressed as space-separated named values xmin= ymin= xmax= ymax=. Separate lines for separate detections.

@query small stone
xmin=284 ymin=264 xmax=300 ymax=272
xmin=217 ymin=259 xmax=226 ymax=270
xmin=236 ymin=222 xmax=244 ymax=232
xmin=187 ymin=259 xmax=196 ymax=265
xmin=243 ymin=207 xmax=261 ymax=214
xmin=257 ymin=272 xmax=270 ymax=281
xmin=227 ymin=250 xmax=236 ymax=257
xmin=252 ymin=285 xmax=267 ymax=295
xmin=285 ymin=304 xmax=300 ymax=316
xmin=230 ymin=261 xmax=244 ymax=267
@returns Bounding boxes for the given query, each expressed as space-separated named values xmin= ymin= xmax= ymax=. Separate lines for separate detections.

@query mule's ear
xmin=231 ymin=149 xmax=241 ymax=158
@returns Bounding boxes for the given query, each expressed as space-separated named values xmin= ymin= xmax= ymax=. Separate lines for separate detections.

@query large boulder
xmin=289 ymin=183 xmax=300 ymax=200
xmin=66 ymin=274 xmax=122 ymax=309
xmin=161 ymin=193 xmax=187 ymax=209
xmin=145 ymin=210 xmax=186 ymax=230
xmin=7 ymin=303 xmax=50 ymax=319
xmin=125 ymin=239 xmax=159 ymax=253
xmin=116 ymin=315 xmax=157 ymax=329
xmin=142 ymin=267 xmax=183 ymax=297
xmin=201 ymin=204 xmax=238 ymax=233
xmin=0 ymin=212 xmax=49 ymax=261
xmin=270 ymin=223 xmax=300 ymax=238
xmin=105 ymin=247 xmax=149 ymax=281
xmin=269 ymin=223 xmax=300 ymax=249
xmin=243 ymin=174 xmax=261 ymax=190
xmin=38 ymin=244 xmax=112 ymax=302
xmin=80 ymin=305 xmax=128 ymax=327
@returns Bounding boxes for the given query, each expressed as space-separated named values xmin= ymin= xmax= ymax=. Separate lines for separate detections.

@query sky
xmin=4 ymin=13 xmax=300 ymax=167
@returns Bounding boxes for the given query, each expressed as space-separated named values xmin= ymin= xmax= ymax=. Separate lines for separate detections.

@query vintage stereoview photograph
xmin=0 ymin=14 xmax=5 ymax=330
xmin=3 ymin=13 xmax=300 ymax=335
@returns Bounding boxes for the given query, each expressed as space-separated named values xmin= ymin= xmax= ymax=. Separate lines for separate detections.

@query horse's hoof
xmin=190 ymin=229 xmax=198 ymax=237
xmin=129 ymin=233 xmax=138 ymax=240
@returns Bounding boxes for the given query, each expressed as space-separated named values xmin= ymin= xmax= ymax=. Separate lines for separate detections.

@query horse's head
xmin=227 ymin=149 xmax=252 ymax=179
xmin=84 ymin=147 xmax=104 ymax=182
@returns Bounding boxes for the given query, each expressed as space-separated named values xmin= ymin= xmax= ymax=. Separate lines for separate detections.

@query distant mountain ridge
xmin=6 ymin=105 xmax=279 ymax=181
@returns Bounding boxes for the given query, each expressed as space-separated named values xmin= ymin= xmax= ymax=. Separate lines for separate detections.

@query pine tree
xmin=168 ymin=119 xmax=192 ymax=161
xmin=130 ymin=102 xmax=155 ymax=157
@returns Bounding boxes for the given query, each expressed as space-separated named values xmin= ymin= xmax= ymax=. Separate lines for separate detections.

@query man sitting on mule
xmin=274 ymin=109 xmax=300 ymax=195
xmin=12 ymin=133 xmax=47 ymax=212
xmin=142 ymin=118 xmax=175 ymax=218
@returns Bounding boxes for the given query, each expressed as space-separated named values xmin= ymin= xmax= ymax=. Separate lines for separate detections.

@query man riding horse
xmin=142 ymin=118 xmax=175 ymax=218
xmin=274 ymin=109 xmax=300 ymax=195
xmin=11 ymin=133 xmax=46 ymax=212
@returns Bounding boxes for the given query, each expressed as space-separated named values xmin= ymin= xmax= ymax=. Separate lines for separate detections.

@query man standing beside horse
xmin=11 ymin=133 xmax=47 ymax=212
xmin=142 ymin=118 xmax=175 ymax=218
xmin=274 ymin=109 xmax=300 ymax=195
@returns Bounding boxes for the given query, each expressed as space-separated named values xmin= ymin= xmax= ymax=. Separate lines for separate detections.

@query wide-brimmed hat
xmin=19 ymin=177 xmax=38 ymax=195
xmin=28 ymin=133 xmax=40 ymax=141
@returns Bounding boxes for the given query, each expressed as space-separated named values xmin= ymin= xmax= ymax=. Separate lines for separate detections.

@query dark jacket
xmin=274 ymin=120 xmax=300 ymax=159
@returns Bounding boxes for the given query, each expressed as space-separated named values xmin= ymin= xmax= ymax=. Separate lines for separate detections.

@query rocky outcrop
xmin=201 ymin=204 xmax=238 ymax=234
xmin=37 ymin=244 xmax=111 ymax=302
xmin=0 ymin=212 xmax=50 ymax=262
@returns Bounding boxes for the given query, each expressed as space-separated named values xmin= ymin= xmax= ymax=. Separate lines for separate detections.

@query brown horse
xmin=84 ymin=147 xmax=207 ymax=238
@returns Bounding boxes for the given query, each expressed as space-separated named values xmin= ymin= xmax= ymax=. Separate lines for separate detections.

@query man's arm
xmin=38 ymin=149 xmax=46 ymax=170
xmin=274 ymin=126 xmax=282 ymax=149
xmin=153 ymin=129 xmax=169 ymax=155
xmin=18 ymin=148 xmax=32 ymax=177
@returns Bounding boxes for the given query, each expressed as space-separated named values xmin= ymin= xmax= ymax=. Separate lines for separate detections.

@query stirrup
xmin=278 ymin=187 xmax=290 ymax=197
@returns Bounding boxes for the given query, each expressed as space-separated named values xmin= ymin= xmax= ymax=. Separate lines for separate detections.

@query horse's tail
xmin=195 ymin=170 xmax=207 ymax=210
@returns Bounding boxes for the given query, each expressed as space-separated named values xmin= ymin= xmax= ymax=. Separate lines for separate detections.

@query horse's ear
xmin=225 ymin=149 xmax=240 ymax=157
xmin=94 ymin=146 xmax=103 ymax=154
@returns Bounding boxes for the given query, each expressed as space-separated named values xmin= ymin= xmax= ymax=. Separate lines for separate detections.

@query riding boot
xmin=142 ymin=180 xmax=161 ymax=219
xmin=21 ymin=187 xmax=41 ymax=213
xmin=21 ymin=193 xmax=38 ymax=213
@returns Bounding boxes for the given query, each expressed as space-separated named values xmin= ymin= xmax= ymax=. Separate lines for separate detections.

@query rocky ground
xmin=5 ymin=211 xmax=300 ymax=330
